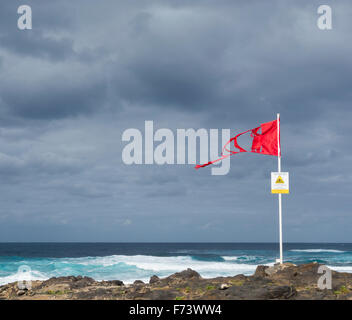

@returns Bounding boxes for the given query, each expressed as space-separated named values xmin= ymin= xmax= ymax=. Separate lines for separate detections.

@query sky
xmin=0 ymin=0 xmax=351 ymax=242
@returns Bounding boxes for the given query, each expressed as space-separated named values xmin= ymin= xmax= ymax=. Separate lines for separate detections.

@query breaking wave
xmin=1 ymin=248 xmax=351 ymax=286
xmin=0 ymin=255 xmax=258 ymax=286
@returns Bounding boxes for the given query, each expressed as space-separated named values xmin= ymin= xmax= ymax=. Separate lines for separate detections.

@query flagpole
xmin=277 ymin=113 xmax=283 ymax=264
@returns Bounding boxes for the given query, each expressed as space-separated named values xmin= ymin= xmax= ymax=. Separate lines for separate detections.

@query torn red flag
xmin=195 ymin=119 xmax=280 ymax=169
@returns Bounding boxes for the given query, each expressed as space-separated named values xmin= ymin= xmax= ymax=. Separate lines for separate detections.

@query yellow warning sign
xmin=271 ymin=172 xmax=289 ymax=194
xmin=275 ymin=176 xmax=284 ymax=184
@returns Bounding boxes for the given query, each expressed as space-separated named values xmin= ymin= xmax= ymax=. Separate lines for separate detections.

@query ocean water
xmin=0 ymin=243 xmax=352 ymax=286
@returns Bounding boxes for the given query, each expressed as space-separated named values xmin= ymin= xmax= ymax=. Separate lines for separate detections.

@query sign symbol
xmin=275 ymin=176 xmax=284 ymax=184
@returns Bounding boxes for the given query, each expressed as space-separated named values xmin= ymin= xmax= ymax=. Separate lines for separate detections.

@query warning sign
xmin=275 ymin=176 xmax=285 ymax=184
xmin=271 ymin=172 xmax=289 ymax=194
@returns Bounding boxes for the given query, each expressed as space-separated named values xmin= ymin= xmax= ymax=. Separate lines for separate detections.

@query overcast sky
xmin=0 ymin=0 xmax=351 ymax=242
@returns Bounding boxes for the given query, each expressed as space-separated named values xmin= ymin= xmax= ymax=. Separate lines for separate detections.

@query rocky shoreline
xmin=1 ymin=262 xmax=351 ymax=300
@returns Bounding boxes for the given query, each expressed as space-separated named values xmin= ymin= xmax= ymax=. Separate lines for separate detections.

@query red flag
xmin=195 ymin=119 xmax=280 ymax=169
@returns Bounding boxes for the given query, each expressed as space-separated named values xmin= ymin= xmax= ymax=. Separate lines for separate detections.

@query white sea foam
xmin=222 ymin=256 xmax=238 ymax=261
xmin=328 ymin=266 xmax=352 ymax=273
xmin=65 ymin=255 xmax=257 ymax=275
xmin=290 ymin=249 xmax=346 ymax=253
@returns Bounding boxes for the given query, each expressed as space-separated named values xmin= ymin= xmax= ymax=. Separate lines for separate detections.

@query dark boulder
xmin=102 ymin=280 xmax=124 ymax=286
xmin=168 ymin=268 xmax=201 ymax=280
xmin=254 ymin=265 xmax=269 ymax=278
xmin=257 ymin=285 xmax=296 ymax=299
xmin=149 ymin=275 xmax=160 ymax=284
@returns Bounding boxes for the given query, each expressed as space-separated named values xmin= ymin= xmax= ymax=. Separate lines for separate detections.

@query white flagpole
xmin=277 ymin=113 xmax=283 ymax=264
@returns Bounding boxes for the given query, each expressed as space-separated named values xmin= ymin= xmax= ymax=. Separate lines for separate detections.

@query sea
xmin=1 ymin=243 xmax=351 ymax=286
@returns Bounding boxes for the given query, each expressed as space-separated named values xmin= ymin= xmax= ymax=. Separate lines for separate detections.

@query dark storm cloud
xmin=93 ymin=0 xmax=350 ymax=136
xmin=0 ymin=32 xmax=75 ymax=61
xmin=0 ymin=0 xmax=109 ymax=120
xmin=1 ymin=76 xmax=107 ymax=119
xmin=0 ymin=148 xmax=84 ymax=182
xmin=0 ymin=0 xmax=351 ymax=241
xmin=1 ymin=0 xmax=348 ymax=122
